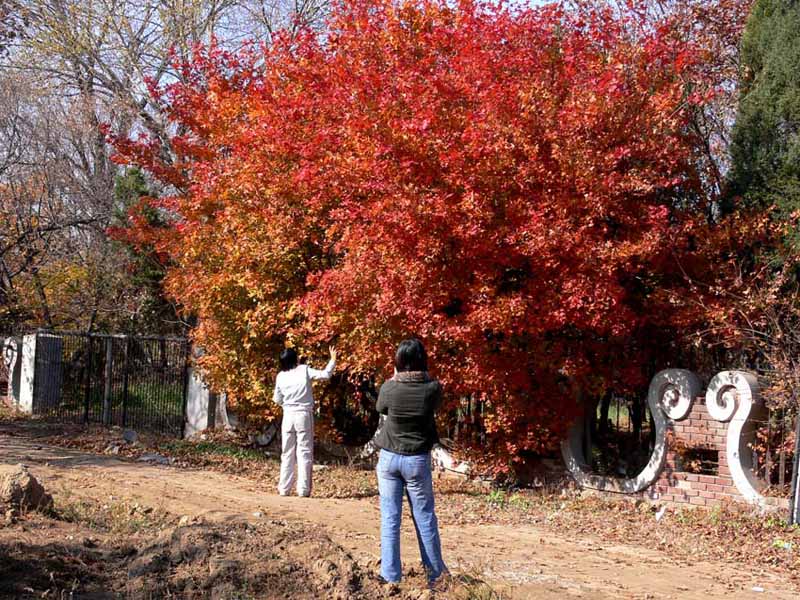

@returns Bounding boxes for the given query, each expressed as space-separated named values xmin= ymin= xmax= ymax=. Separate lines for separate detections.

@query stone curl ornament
xmin=705 ymin=371 xmax=765 ymax=507
xmin=561 ymin=369 xmax=702 ymax=494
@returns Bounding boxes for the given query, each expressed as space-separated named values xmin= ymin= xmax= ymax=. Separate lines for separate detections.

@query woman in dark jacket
xmin=374 ymin=338 xmax=447 ymax=584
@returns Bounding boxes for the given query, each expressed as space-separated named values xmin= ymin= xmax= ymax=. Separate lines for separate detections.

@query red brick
xmin=689 ymin=496 xmax=707 ymax=506
xmin=692 ymin=482 xmax=707 ymax=492
xmin=706 ymin=483 xmax=725 ymax=493
xmin=698 ymin=475 xmax=716 ymax=484
xmin=699 ymin=490 xmax=715 ymax=499
xmin=685 ymin=489 xmax=700 ymax=497
xmin=686 ymin=474 xmax=699 ymax=482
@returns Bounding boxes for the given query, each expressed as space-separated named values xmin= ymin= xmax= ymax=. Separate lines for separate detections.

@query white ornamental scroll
xmin=705 ymin=370 xmax=767 ymax=508
xmin=561 ymin=369 xmax=702 ymax=494
xmin=563 ymin=368 xmax=770 ymax=508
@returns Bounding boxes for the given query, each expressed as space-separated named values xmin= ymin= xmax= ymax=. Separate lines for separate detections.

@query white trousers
xmin=278 ymin=409 xmax=314 ymax=496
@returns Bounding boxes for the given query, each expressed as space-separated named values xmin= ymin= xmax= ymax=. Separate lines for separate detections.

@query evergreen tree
xmin=112 ymin=168 xmax=183 ymax=334
xmin=728 ymin=0 xmax=800 ymax=246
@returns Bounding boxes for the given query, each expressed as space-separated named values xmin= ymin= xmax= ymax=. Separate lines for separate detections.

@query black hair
xmin=394 ymin=338 xmax=428 ymax=372
xmin=279 ymin=348 xmax=298 ymax=371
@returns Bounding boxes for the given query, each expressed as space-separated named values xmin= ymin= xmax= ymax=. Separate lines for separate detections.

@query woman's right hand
xmin=329 ymin=345 xmax=337 ymax=361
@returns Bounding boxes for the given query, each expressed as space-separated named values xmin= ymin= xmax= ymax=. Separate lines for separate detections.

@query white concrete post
xmin=2 ymin=337 xmax=22 ymax=406
xmin=184 ymin=365 xmax=214 ymax=438
xmin=18 ymin=334 xmax=36 ymax=414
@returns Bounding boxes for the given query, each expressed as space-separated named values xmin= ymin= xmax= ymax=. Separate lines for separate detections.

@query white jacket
xmin=272 ymin=358 xmax=335 ymax=411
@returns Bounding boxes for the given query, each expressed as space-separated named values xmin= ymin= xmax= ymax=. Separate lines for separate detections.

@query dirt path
xmin=1 ymin=430 xmax=796 ymax=599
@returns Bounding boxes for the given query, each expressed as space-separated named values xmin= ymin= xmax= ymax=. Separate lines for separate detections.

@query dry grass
xmin=54 ymin=488 xmax=174 ymax=535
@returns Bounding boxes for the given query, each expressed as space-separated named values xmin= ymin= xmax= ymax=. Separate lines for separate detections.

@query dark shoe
xmin=428 ymin=571 xmax=453 ymax=591
xmin=378 ymin=575 xmax=401 ymax=595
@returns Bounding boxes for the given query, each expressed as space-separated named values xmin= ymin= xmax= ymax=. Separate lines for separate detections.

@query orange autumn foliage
xmin=108 ymin=0 xmax=753 ymax=465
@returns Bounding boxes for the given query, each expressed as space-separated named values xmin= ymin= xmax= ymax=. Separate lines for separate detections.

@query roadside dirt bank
xmin=1 ymin=426 xmax=797 ymax=599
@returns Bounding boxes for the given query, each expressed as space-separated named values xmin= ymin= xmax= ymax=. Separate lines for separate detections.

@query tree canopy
xmin=110 ymin=0 xmax=754 ymax=465
xmin=728 ymin=0 xmax=800 ymax=233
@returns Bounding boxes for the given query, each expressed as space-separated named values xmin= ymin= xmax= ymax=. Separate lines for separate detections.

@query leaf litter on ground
xmin=6 ymin=417 xmax=799 ymax=583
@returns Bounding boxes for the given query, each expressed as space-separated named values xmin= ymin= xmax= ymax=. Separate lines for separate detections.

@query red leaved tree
xmin=108 ymin=0 xmax=746 ymax=467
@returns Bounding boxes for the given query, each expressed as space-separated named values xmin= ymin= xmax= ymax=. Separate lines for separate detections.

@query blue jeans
xmin=377 ymin=449 xmax=446 ymax=582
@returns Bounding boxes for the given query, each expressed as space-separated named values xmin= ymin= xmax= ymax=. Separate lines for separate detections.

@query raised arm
xmin=308 ymin=346 xmax=337 ymax=380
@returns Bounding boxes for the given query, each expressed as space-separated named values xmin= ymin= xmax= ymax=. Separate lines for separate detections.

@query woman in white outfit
xmin=272 ymin=346 xmax=336 ymax=497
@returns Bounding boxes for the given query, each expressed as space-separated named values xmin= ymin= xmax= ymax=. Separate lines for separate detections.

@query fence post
xmin=790 ymin=412 xmax=800 ymax=525
xmin=102 ymin=337 xmax=113 ymax=426
xmin=121 ymin=336 xmax=130 ymax=428
xmin=180 ymin=342 xmax=191 ymax=439
xmin=83 ymin=335 xmax=92 ymax=424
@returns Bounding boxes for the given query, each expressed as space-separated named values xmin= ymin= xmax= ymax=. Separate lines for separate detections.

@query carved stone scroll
xmin=561 ymin=369 xmax=702 ymax=493
xmin=705 ymin=370 xmax=767 ymax=508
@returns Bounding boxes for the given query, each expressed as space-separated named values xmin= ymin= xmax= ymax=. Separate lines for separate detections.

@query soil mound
xmin=0 ymin=510 xmax=425 ymax=599
xmin=126 ymin=519 xmax=404 ymax=599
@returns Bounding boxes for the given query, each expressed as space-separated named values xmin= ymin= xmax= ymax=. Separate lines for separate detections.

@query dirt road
xmin=1 ymin=430 xmax=796 ymax=599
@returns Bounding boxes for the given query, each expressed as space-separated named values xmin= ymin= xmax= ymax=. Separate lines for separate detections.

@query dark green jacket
xmin=374 ymin=377 xmax=442 ymax=455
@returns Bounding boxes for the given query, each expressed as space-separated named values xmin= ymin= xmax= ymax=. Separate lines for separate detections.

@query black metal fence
xmin=584 ymin=393 xmax=655 ymax=478
xmin=753 ymin=406 xmax=798 ymax=496
xmin=32 ymin=331 xmax=190 ymax=436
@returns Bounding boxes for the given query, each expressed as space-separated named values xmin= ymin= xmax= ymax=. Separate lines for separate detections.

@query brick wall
xmin=645 ymin=397 xmax=787 ymax=509
xmin=647 ymin=398 xmax=738 ymax=506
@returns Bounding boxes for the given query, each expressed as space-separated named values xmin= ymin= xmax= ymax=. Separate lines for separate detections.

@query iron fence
xmin=32 ymin=331 xmax=190 ymax=436
xmin=583 ymin=393 xmax=655 ymax=478
xmin=753 ymin=406 xmax=798 ymax=496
